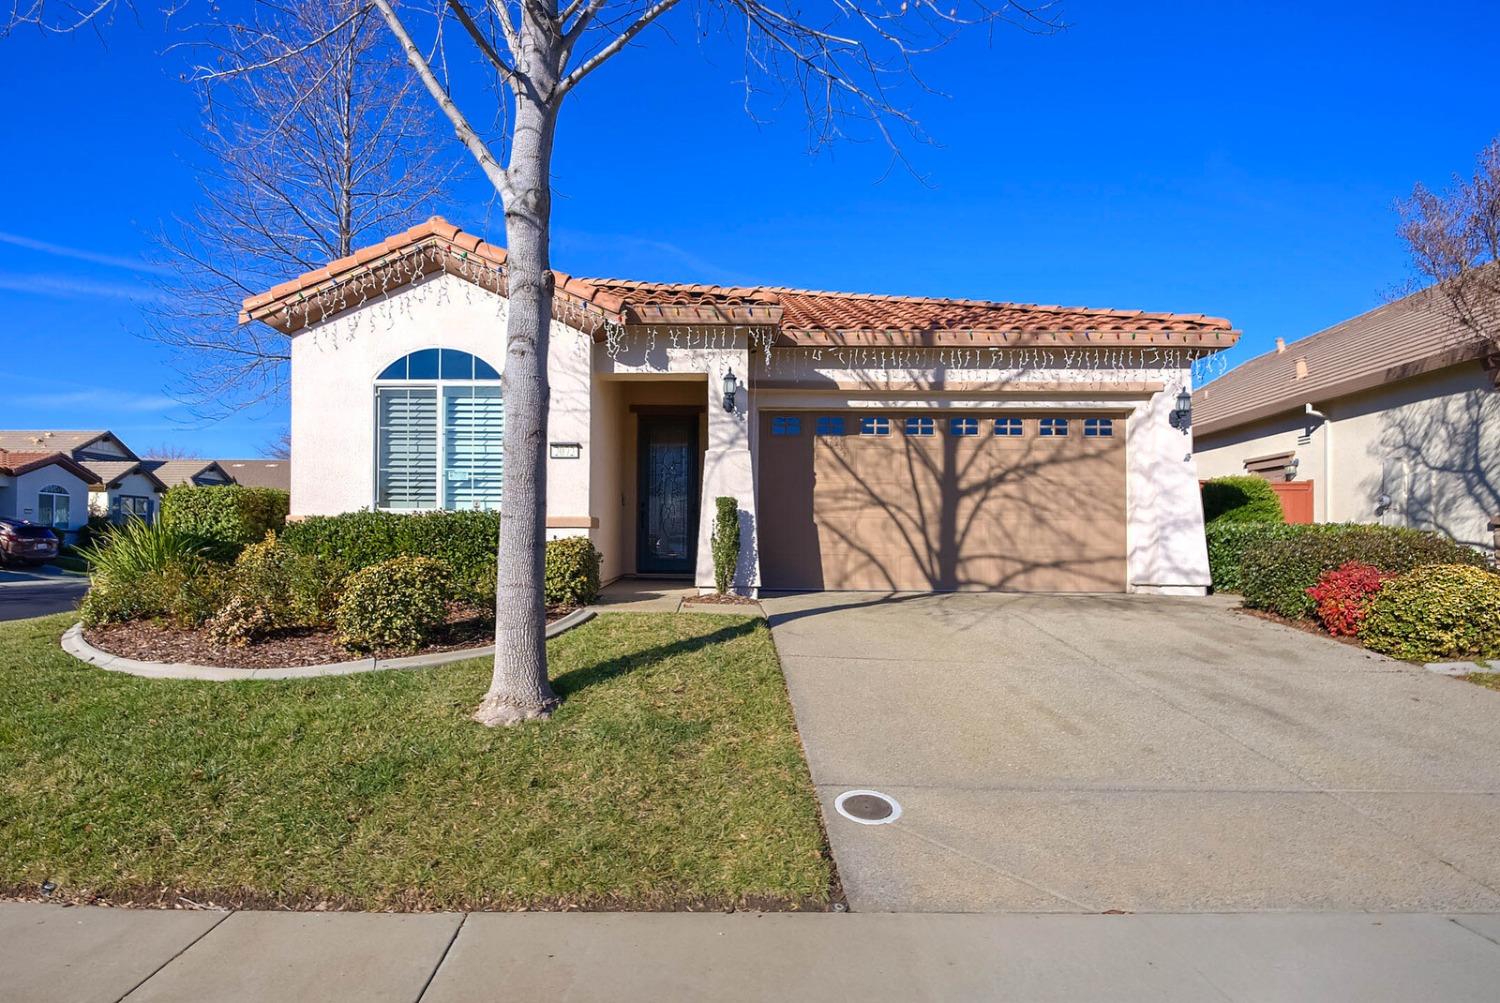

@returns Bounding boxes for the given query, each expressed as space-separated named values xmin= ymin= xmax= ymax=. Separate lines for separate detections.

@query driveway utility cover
xmin=836 ymin=790 xmax=901 ymax=824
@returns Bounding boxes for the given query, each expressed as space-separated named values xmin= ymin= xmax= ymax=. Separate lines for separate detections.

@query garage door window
xmin=771 ymin=416 xmax=802 ymax=436
xmin=816 ymin=416 xmax=846 ymax=436
xmin=904 ymin=416 xmax=935 ymax=436
xmin=994 ymin=417 xmax=1023 ymax=437
xmin=1040 ymin=417 xmax=1069 ymax=437
xmin=949 ymin=417 xmax=979 ymax=437
xmin=860 ymin=416 xmax=890 ymax=436
xmin=1084 ymin=418 xmax=1114 ymax=437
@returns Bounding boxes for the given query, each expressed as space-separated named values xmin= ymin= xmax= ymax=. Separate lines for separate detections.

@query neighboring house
xmin=138 ymin=459 xmax=235 ymax=490
xmin=1194 ymin=286 xmax=1500 ymax=551
xmin=0 ymin=430 xmax=162 ymax=525
xmin=0 ymin=448 xmax=100 ymax=539
xmin=217 ymin=459 xmax=290 ymax=491
xmin=241 ymin=216 xmax=1240 ymax=596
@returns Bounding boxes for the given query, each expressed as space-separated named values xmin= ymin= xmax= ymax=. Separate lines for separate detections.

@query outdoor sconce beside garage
xmin=722 ymin=368 xmax=743 ymax=413
xmin=1168 ymin=387 xmax=1193 ymax=433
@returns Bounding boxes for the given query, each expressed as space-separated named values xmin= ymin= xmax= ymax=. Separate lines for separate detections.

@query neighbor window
xmin=904 ymin=416 xmax=935 ymax=436
xmin=860 ymin=416 xmax=890 ymax=436
xmin=994 ymin=417 xmax=1023 ymax=437
xmin=111 ymin=495 xmax=153 ymax=522
xmin=949 ymin=417 xmax=979 ymax=437
xmin=1084 ymin=418 xmax=1114 ymax=437
xmin=771 ymin=415 xmax=802 ymax=436
xmin=36 ymin=484 xmax=70 ymax=528
xmin=375 ymin=349 xmax=503 ymax=511
xmin=816 ymin=415 xmax=846 ymax=436
xmin=1039 ymin=417 xmax=1069 ymax=437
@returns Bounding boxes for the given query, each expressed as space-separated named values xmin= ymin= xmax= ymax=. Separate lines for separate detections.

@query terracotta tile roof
xmin=0 ymin=449 xmax=102 ymax=482
xmin=242 ymin=217 xmax=1239 ymax=350
xmin=218 ymin=459 xmax=290 ymax=491
xmin=1194 ymin=284 xmax=1499 ymax=436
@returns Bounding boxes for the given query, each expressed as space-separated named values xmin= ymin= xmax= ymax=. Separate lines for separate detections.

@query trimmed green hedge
xmin=1239 ymin=525 xmax=1488 ymax=619
xmin=282 ymin=510 xmax=499 ymax=579
xmin=1201 ymin=476 xmax=1286 ymax=527
xmin=161 ymin=485 xmax=288 ymax=552
xmin=1205 ymin=522 xmax=1306 ymax=593
xmin=282 ymin=509 xmax=601 ymax=608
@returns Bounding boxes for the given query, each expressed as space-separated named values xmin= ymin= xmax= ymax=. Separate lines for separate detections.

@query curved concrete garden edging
xmin=59 ymin=608 xmax=597 ymax=682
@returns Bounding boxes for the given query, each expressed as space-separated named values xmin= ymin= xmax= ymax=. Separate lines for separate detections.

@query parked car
xmin=0 ymin=518 xmax=60 ymax=567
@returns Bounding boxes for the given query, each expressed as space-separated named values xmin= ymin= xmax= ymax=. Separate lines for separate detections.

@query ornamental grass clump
xmin=1305 ymin=561 xmax=1393 ymax=637
xmin=1361 ymin=564 xmax=1500 ymax=662
xmin=335 ymin=556 xmax=451 ymax=653
xmin=78 ymin=520 xmax=225 ymax=628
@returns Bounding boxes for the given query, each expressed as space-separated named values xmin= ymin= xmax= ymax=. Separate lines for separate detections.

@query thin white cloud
xmin=552 ymin=228 xmax=758 ymax=286
xmin=0 ymin=272 xmax=168 ymax=302
xmin=0 ymin=231 xmax=171 ymax=275
xmin=10 ymin=388 xmax=177 ymax=414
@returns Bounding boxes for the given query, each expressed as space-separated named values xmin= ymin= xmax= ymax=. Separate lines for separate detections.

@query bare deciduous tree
xmin=9 ymin=0 xmax=1060 ymax=727
xmin=1397 ymin=136 xmax=1500 ymax=352
xmin=147 ymin=0 xmax=457 ymax=418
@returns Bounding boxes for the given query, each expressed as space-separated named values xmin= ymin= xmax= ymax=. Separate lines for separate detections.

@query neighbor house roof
xmin=77 ymin=460 xmax=169 ymax=492
xmin=218 ymin=459 xmax=290 ymax=491
xmin=138 ymin=459 xmax=233 ymax=488
xmin=0 ymin=430 xmax=133 ymax=458
xmin=242 ymin=217 xmax=1240 ymax=350
xmin=1194 ymin=284 xmax=1499 ymax=436
xmin=0 ymin=449 xmax=102 ymax=483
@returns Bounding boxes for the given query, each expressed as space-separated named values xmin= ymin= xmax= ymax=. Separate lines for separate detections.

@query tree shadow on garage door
xmin=759 ymin=413 xmax=1132 ymax=593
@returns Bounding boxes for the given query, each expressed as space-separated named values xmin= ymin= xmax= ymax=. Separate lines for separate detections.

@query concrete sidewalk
xmin=6 ymin=904 xmax=1500 ymax=1002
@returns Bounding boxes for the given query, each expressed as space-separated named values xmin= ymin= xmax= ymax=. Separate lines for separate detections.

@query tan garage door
xmin=758 ymin=411 xmax=1127 ymax=592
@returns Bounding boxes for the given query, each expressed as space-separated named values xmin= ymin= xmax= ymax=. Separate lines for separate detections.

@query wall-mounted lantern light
xmin=1167 ymin=387 xmax=1192 ymax=433
xmin=722 ymin=368 xmax=742 ymax=413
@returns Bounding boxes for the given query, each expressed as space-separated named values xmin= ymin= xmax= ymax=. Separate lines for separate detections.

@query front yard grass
xmin=0 ymin=612 xmax=832 ymax=911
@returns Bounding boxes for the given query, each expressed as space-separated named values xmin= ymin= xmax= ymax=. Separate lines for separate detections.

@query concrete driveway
xmin=762 ymin=592 xmax=1500 ymax=914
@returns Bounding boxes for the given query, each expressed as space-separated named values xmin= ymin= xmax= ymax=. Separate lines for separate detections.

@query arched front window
xmin=374 ymin=349 xmax=503 ymax=511
xmin=37 ymin=484 xmax=71 ymax=528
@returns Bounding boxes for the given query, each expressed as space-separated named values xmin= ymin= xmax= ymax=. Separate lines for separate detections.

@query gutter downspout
xmin=1305 ymin=403 xmax=1330 ymax=522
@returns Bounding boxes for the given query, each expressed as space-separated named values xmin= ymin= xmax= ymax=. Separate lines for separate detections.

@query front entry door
xmin=637 ymin=414 xmax=700 ymax=575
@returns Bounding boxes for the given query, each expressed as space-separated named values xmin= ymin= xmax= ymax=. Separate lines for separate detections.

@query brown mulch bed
xmin=82 ymin=604 xmax=578 ymax=670
xmin=681 ymin=593 xmax=761 ymax=606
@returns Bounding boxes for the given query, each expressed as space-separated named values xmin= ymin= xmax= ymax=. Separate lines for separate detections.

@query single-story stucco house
xmin=241 ymin=217 xmax=1241 ymax=596
xmin=0 ymin=430 xmax=161 ymax=529
xmin=1194 ymin=286 xmax=1500 ymax=552
xmin=0 ymin=447 xmax=99 ymax=537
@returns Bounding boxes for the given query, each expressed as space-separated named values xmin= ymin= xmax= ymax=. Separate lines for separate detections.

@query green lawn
xmin=0 ymin=612 xmax=832 ymax=911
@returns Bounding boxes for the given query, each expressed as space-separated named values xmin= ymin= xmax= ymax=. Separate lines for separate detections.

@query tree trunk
xmin=473 ymin=64 xmax=563 ymax=727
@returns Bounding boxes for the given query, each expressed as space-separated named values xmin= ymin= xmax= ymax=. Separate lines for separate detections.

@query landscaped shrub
xmin=1201 ymin=476 xmax=1286 ymax=527
xmin=206 ymin=595 xmax=277 ymax=648
xmin=161 ymin=485 xmax=289 ymax=553
xmin=335 ymin=556 xmax=451 ymax=652
xmin=710 ymin=496 xmax=740 ymax=594
xmin=282 ymin=509 xmax=498 ymax=580
xmin=1240 ymin=525 xmax=1488 ymax=619
xmin=1361 ymin=564 xmax=1500 ymax=661
xmin=1205 ymin=522 xmax=1306 ymax=592
xmin=1306 ymin=561 xmax=1393 ymax=636
xmin=80 ymin=561 xmax=226 ymax=629
xmin=80 ymin=517 xmax=215 ymax=583
xmin=207 ymin=533 xmax=348 ymax=643
xmin=544 ymin=536 xmax=601 ymax=607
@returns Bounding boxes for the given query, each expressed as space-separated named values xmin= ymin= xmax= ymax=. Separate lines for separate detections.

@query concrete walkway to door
xmin=761 ymin=591 xmax=1500 ymax=914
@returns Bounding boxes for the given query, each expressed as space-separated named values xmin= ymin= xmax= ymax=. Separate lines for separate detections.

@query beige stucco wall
xmin=288 ymin=272 xmax=594 ymax=521
xmin=1195 ymin=361 xmax=1499 ymax=549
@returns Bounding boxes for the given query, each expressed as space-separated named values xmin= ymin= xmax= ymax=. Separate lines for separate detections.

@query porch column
xmin=695 ymin=339 xmax=761 ymax=595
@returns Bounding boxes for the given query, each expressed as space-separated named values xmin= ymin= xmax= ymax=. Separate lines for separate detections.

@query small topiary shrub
xmin=208 ymin=533 xmax=347 ymax=643
xmin=544 ymin=536 xmax=601 ymax=607
xmin=1240 ymin=525 xmax=1488 ymax=619
xmin=335 ymin=556 xmax=451 ymax=652
xmin=1305 ymin=561 xmax=1393 ymax=636
xmin=1361 ymin=564 xmax=1500 ymax=661
xmin=206 ymin=595 xmax=277 ymax=648
xmin=161 ymin=485 xmax=289 ymax=553
xmin=1202 ymin=476 xmax=1286 ymax=527
xmin=710 ymin=496 xmax=740 ymax=594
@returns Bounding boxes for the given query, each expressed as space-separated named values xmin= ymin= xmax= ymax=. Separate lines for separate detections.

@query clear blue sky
xmin=1 ymin=1 xmax=1496 ymax=456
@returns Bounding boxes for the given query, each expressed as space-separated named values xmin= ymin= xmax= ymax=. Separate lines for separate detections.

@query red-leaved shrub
xmin=1305 ymin=561 xmax=1393 ymax=636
